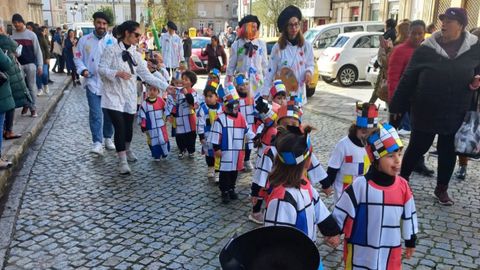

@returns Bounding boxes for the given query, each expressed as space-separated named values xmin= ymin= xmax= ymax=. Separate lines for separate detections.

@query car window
xmin=192 ymin=38 xmax=210 ymax=49
xmin=266 ymin=42 xmax=275 ymax=55
xmin=344 ymin=25 xmax=364 ymax=33
xmin=316 ymin=28 xmax=340 ymax=49
xmin=353 ymin=35 xmax=381 ymax=48
xmin=367 ymin=24 xmax=385 ymax=32
xmin=304 ymin=29 xmax=320 ymax=43
xmin=331 ymin=36 xmax=350 ymax=48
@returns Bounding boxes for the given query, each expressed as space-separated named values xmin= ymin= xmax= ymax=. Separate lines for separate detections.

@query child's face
xmin=182 ymin=75 xmax=192 ymax=89
xmin=205 ymin=92 xmax=218 ymax=105
xmin=173 ymin=79 xmax=183 ymax=88
xmin=278 ymin=117 xmax=300 ymax=128
xmin=273 ymin=94 xmax=287 ymax=106
xmin=208 ymin=74 xmax=219 ymax=84
xmin=378 ymin=149 xmax=403 ymax=176
xmin=147 ymin=87 xmax=160 ymax=99
xmin=236 ymin=84 xmax=248 ymax=94
xmin=356 ymin=128 xmax=373 ymax=141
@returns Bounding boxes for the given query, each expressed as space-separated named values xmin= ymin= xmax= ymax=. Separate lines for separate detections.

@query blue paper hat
xmin=278 ymin=134 xmax=312 ymax=165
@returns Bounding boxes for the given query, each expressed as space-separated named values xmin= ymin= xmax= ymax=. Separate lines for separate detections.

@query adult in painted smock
xmin=160 ymin=21 xmax=183 ymax=75
xmin=226 ymin=15 xmax=268 ymax=97
xmin=98 ymin=21 xmax=174 ymax=175
xmin=262 ymin=5 xmax=314 ymax=105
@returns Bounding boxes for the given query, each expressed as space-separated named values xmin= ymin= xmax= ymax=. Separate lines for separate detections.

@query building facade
xmin=43 ymin=0 xmax=67 ymax=27
xmin=301 ymin=0 xmax=331 ymax=28
xmin=0 ymin=0 xmax=43 ymax=25
xmin=193 ymin=0 xmax=238 ymax=34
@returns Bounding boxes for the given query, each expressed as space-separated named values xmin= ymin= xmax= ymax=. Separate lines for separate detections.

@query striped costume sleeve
xmin=264 ymin=198 xmax=297 ymax=228
xmin=307 ymin=153 xmax=328 ymax=184
xmin=197 ymin=105 xmax=206 ymax=136
xmin=402 ymin=186 xmax=418 ymax=241
xmin=332 ymin=184 xmax=358 ymax=238
xmin=165 ymin=95 xmax=175 ymax=116
xmin=208 ymin=117 xmax=223 ymax=146
xmin=312 ymin=188 xmax=331 ymax=225
xmin=139 ymin=101 xmax=148 ymax=130
xmin=253 ymin=149 xmax=273 ymax=188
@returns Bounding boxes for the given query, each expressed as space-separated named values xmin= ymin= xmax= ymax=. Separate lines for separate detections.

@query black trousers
xmin=219 ymin=171 xmax=238 ymax=193
xmin=206 ymin=156 xmax=215 ymax=167
xmin=251 ymin=183 xmax=263 ymax=213
xmin=244 ymin=148 xmax=251 ymax=162
xmin=104 ymin=109 xmax=134 ymax=152
xmin=4 ymin=109 xmax=14 ymax=132
xmin=401 ymin=129 xmax=456 ymax=186
xmin=175 ymin=131 xmax=196 ymax=154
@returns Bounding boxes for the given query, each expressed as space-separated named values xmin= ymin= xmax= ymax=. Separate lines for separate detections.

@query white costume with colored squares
xmin=328 ymin=136 xmax=370 ymax=202
xmin=197 ymin=102 xmax=223 ymax=157
xmin=264 ymin=178 xmax=331 ymax=241
xmin=239 ymin=96 xmax=255 ymax=149
xmin=139 ymin=98 xmax=170 ymax=158
xmin=333 ymin=176 xmax=418 ymax=270
xmin=209 ymin=112 xmax=248 ymax=171
xmin=166 ymin=88 xmax=198 ymax=135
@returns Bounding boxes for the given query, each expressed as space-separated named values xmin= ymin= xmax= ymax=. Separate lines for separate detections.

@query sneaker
xmin=21 ymin=106 xmax=28 ymax=116
xmin=178 ymin=153 xmax=184 ymax=160
xmin=455 ymin=166 xmax=467 ymax=180
xmin=221 ymin=192 xmax=230 ymax=204
xmin=434 ymin=185 xmax=454 ymax=206
xmin=397 ymin=129 xmax=411 ymax=136
xmin=31 ymin=111 xmax=38 ymax=118
xmin=214 ymin=173 xmax=219 ymax=184
xmin=153 ymin=158 xmax=161 ymax=162
xmin=48 ymin=79 xmax=54 ymax=84
xmin=248 ymin=212 xmax=264 ymax=225
xmin=0 ymin=158 xmax=13 ymax=170
xmin=429 ymin=150 xmax=438 ymax=157
xmin=207 ymin=167 xmax=215 ymax=180
xmin=44 ymin=85 xmax=50 ymax=94
xmin=126 ymin=150 xmax=138 ymax=162
xmin=90 ymin=142 xmax=104 ymax=156
xmin=244 ymin=161 xmax=253 ymax=172
xmin=37 ymin=89 xmax=45 ymax=96
xmin=228 ymin=189 xmax=239 ymax=200
xmin=76 ymin=80 xmax=81 ymax=85
xmin=119 ymin=158 xmax=131 ymax=175
xmin=188 ymin=152 xmax=195 ymax=159
xmin=104 ymin=138 xmax=116 ymax=150
xmin=413 ymin=163 xmax=434 ymax=177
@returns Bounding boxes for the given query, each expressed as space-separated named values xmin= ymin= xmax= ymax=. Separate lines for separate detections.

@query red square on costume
xmin=345 ymin=156 xmax=353 ymax=163
xmin=382 ymin=137 xmax=396 ymax=148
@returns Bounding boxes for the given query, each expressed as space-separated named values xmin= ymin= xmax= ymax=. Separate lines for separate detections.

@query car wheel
xmin=306 ymin=86 xmax=315 ymax=97
xmin=337 ymin=65 xmax=358 ymax=87
xmin=321 ymin=76 xmax=335 ymax=84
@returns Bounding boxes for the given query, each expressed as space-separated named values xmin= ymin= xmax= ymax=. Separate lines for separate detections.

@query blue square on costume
xmin=221 ymin=127 xmax=229 ymax=150
xmin=357 ymin=163 xmax=364 ymax=175
xmin=350 ymin=203 xmax=368 ymax=245
xmin=368 ymin=132 xmax=380 ymax=144
xmin=386 ymin=144 xmax=399 ymax=153
xmin=356 ymin=117 xmax=368 ymax=128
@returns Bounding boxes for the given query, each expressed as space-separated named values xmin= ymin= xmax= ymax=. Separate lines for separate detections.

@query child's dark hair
xmin=274 ymin=92 xmax=286 ymax=98
xmin=268 ymin=126 xmax=314 ymax=189
xmin=203 ymin=87 xmax=217 ymax=97
xmin=348 ymin=123 xmax=360 ymax=138
xmin=182 ymin=70 xmax=197 ymax=87
xmin=116 ymin=20 xmax=140 ymax=41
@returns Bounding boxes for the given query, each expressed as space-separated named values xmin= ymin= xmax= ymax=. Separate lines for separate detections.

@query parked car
xmin=189 ymin=37 xmax=210 ymax=72
xmin=318 ymin=32 xmax=382 ymax=87
xmin=261 ymin=37 xmax=319 ymax=97
xmin=304 ymin=21 xmax=384 ymax=60
xmin=366 ymin=54 xmax=379 ymax=86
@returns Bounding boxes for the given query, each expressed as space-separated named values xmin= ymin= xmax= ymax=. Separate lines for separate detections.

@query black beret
xmin=238 ymin=15 xmax=260 ymax=28
xmin=277 ymin=5 xmax=302 ymax=32
xmin=167 ymin=21 xmax=177 ymax=31
xmin=11 ymin=14 xmax=25 ymax=24
xmin=92 ymin=11 xmax=110 ymax=24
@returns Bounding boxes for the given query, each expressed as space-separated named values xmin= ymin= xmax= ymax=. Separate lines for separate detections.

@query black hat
xmin=11 ymin=14 xmax=25 ymax=24
xmin=92 ymin=11 xmax=111 ymax=24
xmin=167 ymin=21 xmax=177 ymax=31
xmin=439 ymin=8 xmax=468 ymax=27
xmin=238 ymin=15 xmax=261 ymax=28
xmin=277 ymin=5 xmax=302 ymax=32
xmin=219 ymin=226 xmax=320 ymax=270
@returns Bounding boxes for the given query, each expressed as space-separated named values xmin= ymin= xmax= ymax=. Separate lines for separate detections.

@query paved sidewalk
xmin=0 ymin=73 xmax=71 ymax=197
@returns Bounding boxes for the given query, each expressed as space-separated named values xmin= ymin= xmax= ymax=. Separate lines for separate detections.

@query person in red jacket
xmin=388 ymin=20 xmax=434 ymax=177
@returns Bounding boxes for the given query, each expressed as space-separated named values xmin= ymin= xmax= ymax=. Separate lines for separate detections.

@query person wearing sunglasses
xmin=98 ymin=20 xmax=175 ymax=175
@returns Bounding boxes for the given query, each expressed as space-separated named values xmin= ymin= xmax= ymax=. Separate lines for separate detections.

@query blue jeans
xmin=400 ymin=112 xmax=411 ymax=131
xmin=86 ymin=88 xmax=114 ymax=144
xmin=0 ymin=112 xmax=4 ymax=155
xmin=36 ymin=64 xmax=49 ymax=90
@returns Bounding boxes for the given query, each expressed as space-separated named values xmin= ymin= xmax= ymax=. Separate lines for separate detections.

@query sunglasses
xmin=132 ymin=32 xmax=141 ymax=38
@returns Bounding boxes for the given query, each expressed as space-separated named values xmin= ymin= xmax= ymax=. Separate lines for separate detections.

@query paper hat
xmin=278 ymin=134 xmax=313 ymax=165
xmin=366 ymin=123 xmax=403 ymax=161
xmin=355 ymin=102 xmax=379 ymax=128
xmin=209 ymin=68 xmax=221 ymax=79
xmin=218 ymin=83 xmax=239 ymax=105
xmin=234 ymin=73 xmax=248 ymax=86
xmin=219 ymin=226 xmax=320 ymax=270
xmin=277 ymin=100 xmax=303 ymax=123
xmin=270 ymin=80 xmax=287 ymax=98
xmin=256 ymin=100 xmax=280 ymax=127
xmin=173 ymin=69 xmax=183 ymax=81
xmin=204 ymin=80 xmax=219 ymax=94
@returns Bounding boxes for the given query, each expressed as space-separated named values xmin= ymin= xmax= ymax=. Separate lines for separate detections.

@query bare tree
xmin=252 ymin=0 xmax=305 ymax=36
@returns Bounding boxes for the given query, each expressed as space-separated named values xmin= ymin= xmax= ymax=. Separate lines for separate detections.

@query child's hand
xmin=322 ymin=187 xmax=333 ymax=197
xmin=251 ymin=196 xmax=258 ymax=205
xmin=470 ymin=75 xmax=480 ymax=90
xmin=405 ymin=247 xmax=415 ymax=259
xmin=325 ymin=235 xmax=341 ymax=248
xmin=214 ymin=150 xmax=222 ymax=158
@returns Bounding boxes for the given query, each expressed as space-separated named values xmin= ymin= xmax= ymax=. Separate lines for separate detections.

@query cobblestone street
xmin=0 ymin=79 xmax=479 ymax=269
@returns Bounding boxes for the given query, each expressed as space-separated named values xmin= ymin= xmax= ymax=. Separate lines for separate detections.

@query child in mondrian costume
xmin=139 ymin=83 xmax=170 ymax=161
xmin=323 ymin=102 xmax=378 ymax=202
xmin=333 ymin=123 xmax=418 ymax=270
xmin=209 ymin=83 xmax=249 ymax=204
xmin=197 ymin=81 xmax=223 ymax=181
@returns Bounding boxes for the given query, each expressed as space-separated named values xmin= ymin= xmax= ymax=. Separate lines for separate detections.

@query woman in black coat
xmin=389 ymin=8 xmax=480 ymax=206
xmin=201 ymin=35 xmax=227 ymax=73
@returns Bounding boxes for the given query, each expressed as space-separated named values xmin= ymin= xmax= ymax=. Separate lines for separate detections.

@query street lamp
xmin=70 ymin=2 xmax=78 ymax=23
xmin=80 ymin=2 xmax=88 ymax=22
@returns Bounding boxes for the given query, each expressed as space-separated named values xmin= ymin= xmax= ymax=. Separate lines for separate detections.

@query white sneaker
xmin=126 ymin=150 xmax=138 ymax=162
xmin=214 ymin=173 xmax=219 ymax=183
xmin=90 ymin=142 xmax=104 ymax=156
xmin=104 ymin=138 xmax=115 ymax=150
xmin=43 ymin=85 xmax=50 ymax=94
xmin=153 ymin=158 xmax=161 ymax=162
xmin=397 ymin=129 xmax=411 ymax=136
xmin=37 ymin=89 xmax=45 ymax=96
xmin=248 ymin=212 xmax=264 ymax=225
xmin=119 ymin=157 xmax=131 ymax=175
xmin=0 ymin=158 xmax=13 ymax=170
xmin=207 ymin=167 xmax=215 ymax=180
xmin=244 ymin=161 xmax=253 ymax=172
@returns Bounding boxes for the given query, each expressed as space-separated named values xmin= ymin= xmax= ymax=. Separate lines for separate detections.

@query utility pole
xmin=130 ymin=0 xmax=136 ymax=21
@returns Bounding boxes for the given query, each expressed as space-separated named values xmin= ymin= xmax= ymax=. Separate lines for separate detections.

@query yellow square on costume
xmin=363 ymin=155 xmax=371 ymax=174
xmin=343 ymin=175 xmax=354 ymax=185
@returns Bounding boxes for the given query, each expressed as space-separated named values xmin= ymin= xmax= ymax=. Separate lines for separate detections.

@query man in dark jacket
xmin=384 ymin=18 xmax=397 ymax=42
xmin=389 ymin=8 xmax=480 ymax=206
xmin=182 ymin=31 xmax=192 ymax=70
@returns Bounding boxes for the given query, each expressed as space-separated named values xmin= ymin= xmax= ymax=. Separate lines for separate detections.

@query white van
xmin=304 ymin=21 xmax=384 ymax=59
xmin=66 ymin=22 xmax=95 ymax=37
